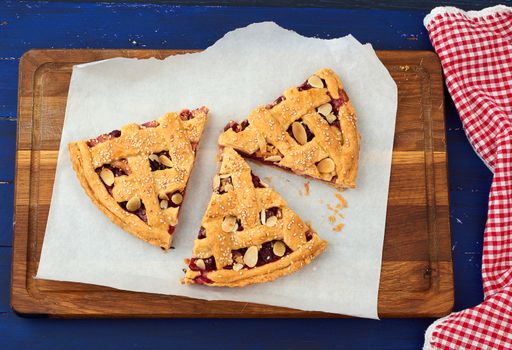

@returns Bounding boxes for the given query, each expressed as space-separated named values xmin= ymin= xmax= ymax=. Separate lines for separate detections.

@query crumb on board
xmin=399 ymin=65 xmax=410 ymax=71
xmin=328 ymin=215 xmax=336 ymax=224
xmin=334 ymin=223 xmax=345 ymax=232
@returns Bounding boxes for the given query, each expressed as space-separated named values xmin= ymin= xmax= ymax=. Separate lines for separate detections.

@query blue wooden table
xmin=0 ymin=2 xmax=491 ymax=349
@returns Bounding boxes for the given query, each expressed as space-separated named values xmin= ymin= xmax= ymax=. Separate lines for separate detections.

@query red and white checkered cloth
xmin=423 ymin=5 xmax=512 ymax=350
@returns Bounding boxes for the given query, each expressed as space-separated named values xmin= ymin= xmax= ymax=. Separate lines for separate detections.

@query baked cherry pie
xmin=218 ymin=68 xmax=360 ymax=189
xmin=68 ymin=107 xmax=208 ymax=250
xmin=181 ymin=147 xmax=328 ymax=287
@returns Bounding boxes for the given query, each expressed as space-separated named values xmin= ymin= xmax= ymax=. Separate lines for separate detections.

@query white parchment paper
xmin=36 ymin=22 xmax=397 ymax=319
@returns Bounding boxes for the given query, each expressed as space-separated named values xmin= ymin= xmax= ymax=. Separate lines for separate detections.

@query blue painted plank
xmin=0 ymin=311 xmax=433 ymax=350
xmin=0 ymin=184 xmax=14 ymax=246
xmin=0 ymin=247 xmax=11 ymax=312
xmin=0 ymin=2 xmax=495 ymax=349
xmin=0 ymin=119 xmax=16 ymax=182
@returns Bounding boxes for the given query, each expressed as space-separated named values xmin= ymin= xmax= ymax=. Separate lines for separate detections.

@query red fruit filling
xmin=179 ymin=109 xmax=193 ymax=121
xmin=223 ymin=119 xmax=250 ymax=133
xmin=149 ymin=150 xmax=172 ymax=171
xmin=266 ymin=95 xmax=286 ymax=109
xmin=251 ymin=172 xmax=266 ymax=188
xmin=168 ymin=225 xmax=175 ymax=235
xmin=328 ymin=89 xmax=349 ymax=130
xmin=287 ymin=120 xmax=315 ymax=142
xmin=224 ymin=240 xmax=292 ymax=270
xmin=95 ymin=163 xmax=128 ymax=194
xmin=197 ymin=226 xmax=206 ymax=239
xmin=87 ymin=129 xmax=121 ymax=147
xmin=119 ymin=201 xmax=148 ymax=223
xmin=141 ymin=120 xmax=159 ymax=128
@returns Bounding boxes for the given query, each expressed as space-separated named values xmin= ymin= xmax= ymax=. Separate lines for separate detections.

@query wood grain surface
xmin=11 ymin=49 xmax=452 ymax=318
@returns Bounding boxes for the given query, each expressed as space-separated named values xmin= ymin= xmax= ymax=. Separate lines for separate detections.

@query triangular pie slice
xmin=218 ymin=68 xmax=360 ymax=190
xmin=182 ymin=147 xmax=327 ymax=287
xmin=68 ymin=107 xmax=208 ymax=250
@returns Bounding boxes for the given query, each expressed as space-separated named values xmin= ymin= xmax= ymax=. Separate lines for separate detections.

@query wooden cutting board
xmin=12 ymin=49 xmax=452 ymax=318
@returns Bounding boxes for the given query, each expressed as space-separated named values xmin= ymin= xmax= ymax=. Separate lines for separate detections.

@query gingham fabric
xmin=423 ymin=5 xmax=512 ymax=350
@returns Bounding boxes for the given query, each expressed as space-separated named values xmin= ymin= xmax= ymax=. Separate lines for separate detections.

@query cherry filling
xmin=266 ymin=95 xmax=286 ymax=109
xmin=87 ymin=129 xmax=121 ymax=147
xmin=223 ymin=119 xmax=250 ymax=133
xmin=287 ymin=121 xmax=315 ymax=142
xmin=216 ymin=176 xmax=233 ymax=194
xmin=197 ymin=226 xmax=206 ymax=239
xmin=168 ymin=225 xmax=175 ymax=235
xmin=224 ymin=240 xmax=292 ymax=270
xmin=328 ymin=89 xmax=349 ymax=130
xmin=251 ymin=172 xmax=266 ymax=189
xmin=235 ymin=218 xmax=244 ymax=232
xmin=149 ymin=150 xmax=172 ymax=171
xmin=189 ymin=256 xmax=217 ymax=284
xmin=191 ymin=142 xmax=198 ymax=152
xmin=141 ymin=120 xmax=159 ymax=128
xmin=179 ymin=109 xmax=193 ymax=121
xmin=119 ymin=201 xmax=148 ymax=224
xmin=297 ymin=81 xmax=313 ymax=91
xmin=305 ymin=230 xmax=314 ymax=242
xmin=95 ymin=163 xmax=128 ymax=194
xmin=263 ymin=207 xmax=282 ymax=220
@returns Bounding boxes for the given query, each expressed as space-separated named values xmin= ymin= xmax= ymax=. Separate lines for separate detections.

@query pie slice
xmin=68 ymin=107 xmax=208 ymax=250
xmin=218 ymin=68 xmax=360 ymax=190
xmin=182 ymin=147 xmax=328 ymax=287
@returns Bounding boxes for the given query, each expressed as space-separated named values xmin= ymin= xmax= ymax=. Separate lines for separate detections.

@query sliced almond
xmin=265 ymin=155 xmax=282 ymax=162
xmin=222 ymin=215 xmax=237 ymax=233
xmin=307 ymin=75 xmax=324 ymax=88
xmin=212 ymin=175 xmax=221 ymax=191
xmin=317 ymin=157 xmax=335 ymax=174
xmin=265 ymin=215 xmax=278 ymax=227
xmin=195 ymin=259 xmax=206 ymax=270
xmin=317 ymin=103 xmax=332 ymax=116
xmin=243 ymin=246 xmax=258 ymax=268
xmin=233 ymin=263 xmax=244 ymax=271
xmin=292 ymin=122 xmax=308 ymax=145
xmin=260 ymin=210 xmax=266 ymax=225
xmin=126 ymin=196 xmax=141 ymax=212
xmin=171 ymin=192 xmax=183 ymax=205
xmin=325 ymin=113 xmax=337 ymax=124
xmin=219 ymin=174 xmax=231 ymax=179
xmin=158 ymin=192 xmax=169 ymax=200
xmin=99 ymin=168 xmax=115 ymax=186
xmin=273 ymin=241 xmax=286 ymax=257
xmin=257 ymin=135 xmax=267 ymax=153
xmin=148 ymin=154 xmax=160 ymax=162
xmin=224 ymin=183 xmax=234 ymax=192
xmin=159 ymin=154 xmax=173 ymax=168
xmin=232 ymin=222 xmax=239 ymax=233
xmin=160 ymin=199 xmax=169 ymax=209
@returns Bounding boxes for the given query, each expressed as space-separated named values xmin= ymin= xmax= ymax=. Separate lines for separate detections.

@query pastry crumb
xmin=400 ymin=65 xmax=410 ymax=71
xmin=335 ymin=193 xmax=347 ymax=209
xmin=304 ymin=181 xmax=310 ymax=196
xmin=328 ymin=215 xmax=336 ymax=224
xmin=333 ymin=223 xmax=344 ymax=232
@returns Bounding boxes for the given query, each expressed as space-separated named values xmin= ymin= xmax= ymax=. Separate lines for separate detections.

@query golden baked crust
xmin=68 ymin=107 xmax=208 ymax=250
xmin=182 ymin=147 xmax=327 ymax=287
xmin=218 ymin=68 xmax=360 ymax=189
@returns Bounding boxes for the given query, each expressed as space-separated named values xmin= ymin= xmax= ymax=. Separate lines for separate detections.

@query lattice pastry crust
xmin=182 ymin=147 xmax=327 ymax=287
xmin=68 ymin=107 xmax=208 ymax=250
xmin=219 ymin=68 xmax=360 ymax=189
